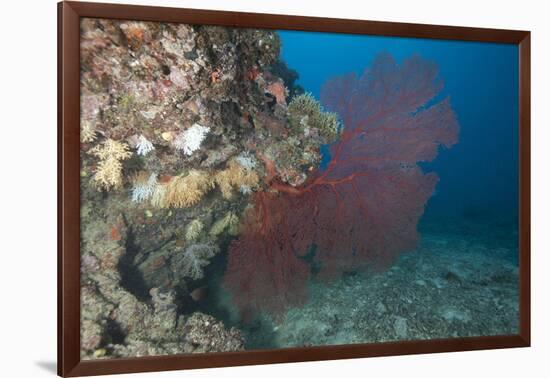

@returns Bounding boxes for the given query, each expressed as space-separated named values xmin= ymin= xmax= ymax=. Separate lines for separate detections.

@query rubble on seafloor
xmin=241 ymin=229 xmax=519 ymax=349
xmin=79 ymin=18 xmax=340 ymax=359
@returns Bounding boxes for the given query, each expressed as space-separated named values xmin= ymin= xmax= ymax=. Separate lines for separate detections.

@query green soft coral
xmin=288 ymin=92 xmax=341 ymax=143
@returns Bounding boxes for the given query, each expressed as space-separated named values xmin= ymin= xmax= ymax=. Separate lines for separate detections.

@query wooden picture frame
xmin=58 ymin=1 xmax=531 ymax=376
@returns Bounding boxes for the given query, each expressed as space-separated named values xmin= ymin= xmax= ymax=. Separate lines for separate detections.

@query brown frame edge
xmin=58 ymin=1 xmax=531 ymax=376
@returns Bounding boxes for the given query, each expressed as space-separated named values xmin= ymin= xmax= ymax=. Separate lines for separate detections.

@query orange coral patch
xmin=110 ymin=226 xmax=121 ymax=241
xmin=266 ymin=81 xmax=286 ymax=105
xmin=158 ymin=175 xmax=173 ymax=183
xmin=246 ymin=67 xmax=260 ymax=80
xmin=210 ymin=70 xmax=221 ymax=83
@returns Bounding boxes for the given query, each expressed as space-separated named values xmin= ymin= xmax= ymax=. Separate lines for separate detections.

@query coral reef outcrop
xmin=80 ymin=213 xmax=244 ymax=359
xmin=79 ymin=17 xmax=332 ymax=358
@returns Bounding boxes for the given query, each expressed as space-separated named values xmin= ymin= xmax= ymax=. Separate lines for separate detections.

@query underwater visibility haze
xmin=78 ymin=19 xmax=519 ymax=358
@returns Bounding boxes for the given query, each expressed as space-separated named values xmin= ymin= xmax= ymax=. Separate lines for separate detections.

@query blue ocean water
xmin=279 ymin=30 xmax=519 ymax=250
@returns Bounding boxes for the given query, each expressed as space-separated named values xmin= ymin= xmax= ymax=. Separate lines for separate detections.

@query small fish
xmin=189 ymin=286 xmax=208 ymax=302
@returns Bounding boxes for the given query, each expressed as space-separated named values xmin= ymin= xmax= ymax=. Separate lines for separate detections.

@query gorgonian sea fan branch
xmin=224 ymin=53 xmax=459 ymax=319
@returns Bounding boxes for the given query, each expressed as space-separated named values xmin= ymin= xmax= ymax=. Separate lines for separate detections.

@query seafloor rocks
xmin=182 ymin=312 xmax=245 ymax=353
xmin=242 ymin=231 xmax=519 ymax=349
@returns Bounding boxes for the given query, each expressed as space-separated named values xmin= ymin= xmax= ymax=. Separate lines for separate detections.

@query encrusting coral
xmin=89 ymin=139 xmax=132 ymax=191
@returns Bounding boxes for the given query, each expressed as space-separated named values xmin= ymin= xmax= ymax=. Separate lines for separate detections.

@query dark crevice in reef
xmin=118 ymin=228 xmax=151 ymax=303
xmin=192 ymin=237 xmax=281 ymax=350
xmin=269 ymin=59 xmax=305 ymax=100
xmin=176 ymin=236 xmax=235 ymax=320
xmin=103 ymin=319 xmax=126 ymax=346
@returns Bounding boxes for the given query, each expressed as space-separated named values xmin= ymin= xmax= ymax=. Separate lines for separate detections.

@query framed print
xmin=58 ymin=1 xmax=530 ymax=376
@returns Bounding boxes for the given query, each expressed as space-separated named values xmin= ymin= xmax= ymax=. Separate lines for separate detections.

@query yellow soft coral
xmin=150 ymin=184 xmax=167 ymax=208
xmin=185 ymin=219 xmax=204 ymax=241
xmin=89 ymin=139 xmax=132 ymax=191
xmin=214 ymin=160 xmax=259 ymax=199
xmin=80 ymin=120 xmax=97 ymax=143
xmin=160 ymin=170 xmax=214 ymax=208
xmin=144 ymin=160 xmax=259 ymax=208
xmin=209 ymin=211 xmax=240 ymax=237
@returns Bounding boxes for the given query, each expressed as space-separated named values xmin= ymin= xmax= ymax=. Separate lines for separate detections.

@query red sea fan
xmin=223 ymin=191 xmax=312 ymax=319
xmin=223 ymin=53 xmax=459 ymax=319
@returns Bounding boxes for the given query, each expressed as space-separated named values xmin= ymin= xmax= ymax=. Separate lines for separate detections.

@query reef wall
xmin=79 ymin=18 xmax=336 ymax=358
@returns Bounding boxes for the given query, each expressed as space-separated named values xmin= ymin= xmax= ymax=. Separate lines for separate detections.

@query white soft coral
xmin=178 ymin=243 xmax=219 ymax=280
xmin=173 ymin=123 xmax=210 ymax=156
xmin=234 ymin=151 xmax=257 ymax=170
xmin=135 ymin=135 xmax=155 ymax=156
xmin=239 ymin=185 xmax=252 ymax=195
xmin=131 ymin=173 xmax=158 ymax=202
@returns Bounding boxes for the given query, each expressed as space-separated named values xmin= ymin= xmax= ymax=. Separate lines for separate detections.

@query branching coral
xmin=288 ymin=93 xmax=341 ymax=143
xmin=81 ymin=121 xmax=98 ymax=143
xmin=251 ymin=94 xmax=342 ymax=188
xmin=173 ymin=123 xmax=211 ymax=156
xmin=214 ymin=160 xmax=259 ymax=199
xmin=89 ymin=139 xmax=132 ymax=191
